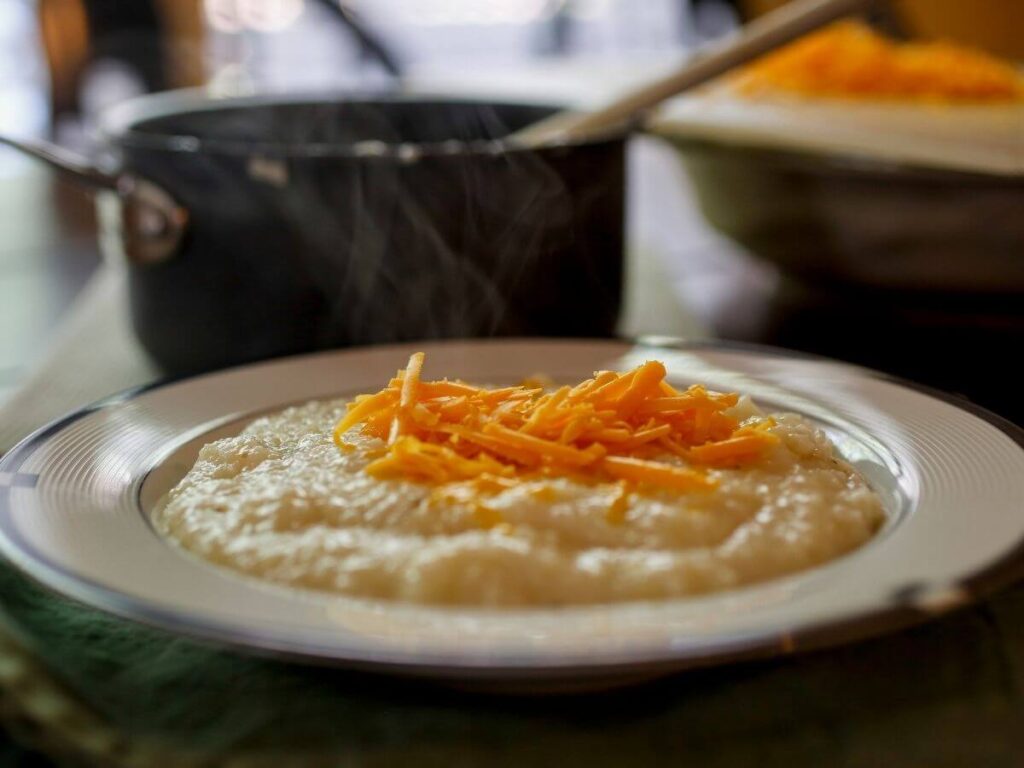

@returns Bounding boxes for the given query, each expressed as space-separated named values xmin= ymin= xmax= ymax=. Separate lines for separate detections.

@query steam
xmin=270 ymin=99 xmax=581 ymax=346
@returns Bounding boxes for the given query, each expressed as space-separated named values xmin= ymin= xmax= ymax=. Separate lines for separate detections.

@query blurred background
xmin=0 ymin=0 xmax=1021 ymax=413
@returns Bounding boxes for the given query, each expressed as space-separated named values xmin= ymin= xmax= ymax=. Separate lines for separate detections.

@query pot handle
xmin=0 ymin=134 xmax=188 ymax=266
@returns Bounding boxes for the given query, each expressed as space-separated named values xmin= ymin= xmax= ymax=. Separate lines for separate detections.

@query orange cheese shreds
xmin=734 ymin=21 xmax=1024 ymax=103
xmin=334 ymin=353 xmax=781 ymax=505
xmin=601 ymin=456 xmax=715 ymax=493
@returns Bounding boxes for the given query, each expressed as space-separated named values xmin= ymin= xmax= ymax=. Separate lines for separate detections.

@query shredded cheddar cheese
xmin=734 ymin=21 xmax=1024 ymax=103
xmin=333 ymin=354 xmax=780 ymax=510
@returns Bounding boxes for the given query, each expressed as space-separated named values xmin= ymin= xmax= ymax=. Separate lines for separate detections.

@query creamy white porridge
xmin=155 ymin=394 xmax=885 ymax=606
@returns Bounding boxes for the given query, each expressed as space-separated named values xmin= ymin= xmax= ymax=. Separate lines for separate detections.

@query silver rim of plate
xmin=1 ymin=338 xmax=1022 ymax=682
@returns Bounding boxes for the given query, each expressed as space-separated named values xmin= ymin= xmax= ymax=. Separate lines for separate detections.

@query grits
xmin=155 ymin=397 xmax=885 ymax=606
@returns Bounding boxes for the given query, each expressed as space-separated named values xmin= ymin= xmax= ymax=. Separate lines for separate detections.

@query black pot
xmin=5 ymin=93 xmax=626 ymax=374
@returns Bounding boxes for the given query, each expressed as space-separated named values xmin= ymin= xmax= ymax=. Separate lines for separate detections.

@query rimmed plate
xmin=1 ymin=339 xmax=1022 ymax=690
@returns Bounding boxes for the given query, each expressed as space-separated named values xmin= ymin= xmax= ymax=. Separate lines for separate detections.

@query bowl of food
xmin=2 ymin=338 xmax=1022 ymax=690
xmin=649 ymin=22 xmax=1024 ymax=294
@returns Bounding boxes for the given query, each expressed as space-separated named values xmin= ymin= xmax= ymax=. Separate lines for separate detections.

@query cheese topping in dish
xmin=734 ymin=21 xmax=1024 ymax=103
xmin=155 ymin=355 xmax=885 ymax=606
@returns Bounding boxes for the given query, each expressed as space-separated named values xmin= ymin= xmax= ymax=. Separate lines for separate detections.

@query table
xmin=0 ymin=138 xmax=1021 ymax=767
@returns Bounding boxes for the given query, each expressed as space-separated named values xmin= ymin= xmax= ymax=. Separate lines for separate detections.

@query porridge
xmin=155 ymin=354 xmax=885 ymax=606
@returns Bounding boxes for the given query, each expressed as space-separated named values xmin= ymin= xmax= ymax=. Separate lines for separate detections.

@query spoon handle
xmin=511 ymin=0 xmax=876 ymax=147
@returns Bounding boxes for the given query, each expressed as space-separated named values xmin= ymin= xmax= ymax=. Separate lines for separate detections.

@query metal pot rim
xmin=99 ymin=88 xmax=630 ymax=159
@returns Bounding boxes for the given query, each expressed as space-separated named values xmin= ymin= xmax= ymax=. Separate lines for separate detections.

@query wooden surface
xmin=0 ymin=165 xmax=99 ymax=403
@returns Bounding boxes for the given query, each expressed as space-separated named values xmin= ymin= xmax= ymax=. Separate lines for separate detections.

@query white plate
xmin=1 ymin=339 xmax=1022 ymax=689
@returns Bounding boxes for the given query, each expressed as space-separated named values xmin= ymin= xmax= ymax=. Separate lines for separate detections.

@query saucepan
xmin=1 ymin=94 xmax=626 ymax=374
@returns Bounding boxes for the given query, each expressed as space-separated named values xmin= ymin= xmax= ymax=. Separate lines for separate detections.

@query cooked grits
xmin=154 ymin=398 xmax=885 ymax=606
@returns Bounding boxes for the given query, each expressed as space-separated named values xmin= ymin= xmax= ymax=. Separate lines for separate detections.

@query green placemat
xmin=1 ymin=552 xmax=1023 ymax=767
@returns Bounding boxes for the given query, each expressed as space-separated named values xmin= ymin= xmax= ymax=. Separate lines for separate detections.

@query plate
xmin=1 ymin=339 xmax=1022 ymax=690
